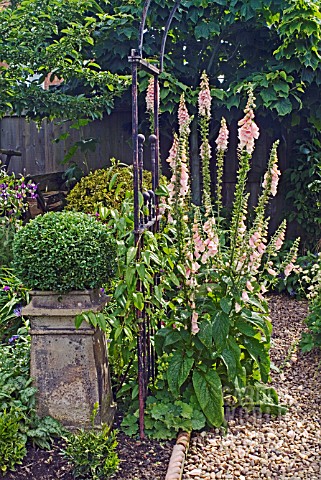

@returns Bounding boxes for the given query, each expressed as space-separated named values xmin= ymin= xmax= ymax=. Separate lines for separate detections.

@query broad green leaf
xmin=108 ymin=172 xmax=119 ymax=191
xmin=220 ymin=297 xmax=232 ymax=314
xmin=167 ymin=351 xmax=194 ymax=396
xmin=192 ymin=368 xmax=224 ymax=427
xmin=132 ymin=292 xmax=144 ymax=311
xmin=136 ymin=263 xmax=146 ymax=281
xmin=114 ymin=282 xmax=126 ymax=299
xmin=242 ymin=336 xmax=270 ymax=383
xmin=274 ymin=97 xmax=292 ymax=116
xmin=198 ymin=319 xmax=213 ymax=349
xmin=75 ymin=314 xmax=84 ymax=329
xmin=125 ymin=266 xmax=136 ymax=290
xmin=163 ymin=330 xmax=182 ymax=349
xmin=154 ymin=285 xmax=162 ymax=303
xmin=212 ymin=312 xmax=230 ymax=352
xmin=97 ymin=313 xmax=106 ymax=331
xmin=169 ymin=271 xmax=180 ymax=286
xmin=220 ymin=348 xmax=237 ymax=381
xmin=155 ymin=184 xmax=169 ymax=197
xmin=235 ymin=318 xmax=257 ymax=337
xmin=87 ymin=311 xmax=97 ymax=327
xmin=126 ymin=246 xmax=137 ymax=265
xmin=191 ymin=409 xmax=206 ymax=431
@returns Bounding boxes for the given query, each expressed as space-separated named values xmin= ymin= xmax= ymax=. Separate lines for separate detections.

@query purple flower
xmin=14 ymin=305 xmax=22 ymax=317
xmin=3 ymin=286 xmax=10 ymax=292
xmin=8 ymin=335 xmax=20 ymax=344
xmin=100 ymin=287 xmax=105 ymax=294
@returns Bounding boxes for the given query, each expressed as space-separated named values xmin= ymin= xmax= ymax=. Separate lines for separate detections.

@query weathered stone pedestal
xmin=23 ymin=289 xmax=115 ymax=430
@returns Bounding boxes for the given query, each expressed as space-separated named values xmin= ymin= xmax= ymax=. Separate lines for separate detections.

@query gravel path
xmin=183 ymin=295 xmax=321 ymax=480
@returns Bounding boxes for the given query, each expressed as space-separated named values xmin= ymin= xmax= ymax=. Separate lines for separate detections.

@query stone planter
xmin=23 ymin=289 xmax=115 ymax=430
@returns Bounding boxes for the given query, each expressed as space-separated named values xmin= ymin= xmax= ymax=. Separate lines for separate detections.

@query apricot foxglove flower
xmin=198 ymin=71 xmax=211 ymax=117
xmin=238 ymin=89 xmax=259 ymax=155
xmin=191 ymin=310 xmax=200 ymax=335
xmin=146 ymin=77 xmax=159 ymax=112
xmin=215 ymin=118 xmax=229 ymax=152
xmin=178 ymin=94 xmax=191 ymax=133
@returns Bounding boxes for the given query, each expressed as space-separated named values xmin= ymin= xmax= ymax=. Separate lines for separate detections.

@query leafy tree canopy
xmin=0 ymin=0 xmax=321 ymax=129
xmin=0 ymin=0 xmax=131 ymax=120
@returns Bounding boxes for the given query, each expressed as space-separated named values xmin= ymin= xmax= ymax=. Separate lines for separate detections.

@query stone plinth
xmin=23 ymin=289 xmax=115 ymax=430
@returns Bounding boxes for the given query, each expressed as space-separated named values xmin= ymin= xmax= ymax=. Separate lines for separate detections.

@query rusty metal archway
xmin=128 ymin=0 xmax=181 ymax=439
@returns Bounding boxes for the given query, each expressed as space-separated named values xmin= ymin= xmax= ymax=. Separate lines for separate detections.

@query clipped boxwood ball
xmin=13 ymin=211 xmax=116 ymax=292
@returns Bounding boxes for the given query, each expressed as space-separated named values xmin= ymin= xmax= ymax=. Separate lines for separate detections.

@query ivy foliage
xmin=285 ymin=129 xmax=321 ymax=249
xmin=82 ymin=0 xmax=321 ymax=128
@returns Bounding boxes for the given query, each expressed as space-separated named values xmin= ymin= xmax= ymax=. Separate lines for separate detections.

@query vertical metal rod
xmin=132 ymin=61 xmax=140 ymax=235
xmin=153 ymin=76 xmax=159 ymax=194
xmin=132 ymin=59 xmax=145 ymax=440
xmin=153 ymin=75 xmax=160 ymax=235
xmin=137 ymin=251 xmax=145 ymax=440
xmin=150 ymin=134 xmax=157 ymax=192
xmin=138 ymin=134 xmax=145 ymax=226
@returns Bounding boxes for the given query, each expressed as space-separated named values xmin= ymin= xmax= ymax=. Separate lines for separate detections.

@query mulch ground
xmin=3 ymin=294 xmax=318 ymax=480
xmin=3 ymin=433 xmax=174 ymax=480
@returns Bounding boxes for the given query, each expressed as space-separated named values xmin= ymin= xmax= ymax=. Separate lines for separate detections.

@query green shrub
xmin=66 ymin=159 xmax=163 ymax=216
xmin=0 ymin=223 xmax=16 ymax=267
xmin=62 ymin=404 xmax=119 ymax=480
xmin=0 ymin=409 xmax=27 ymax=476
xmin=0 ymin=325 xmax=63 ymax=474
xmin=12 ymin=211 xmax=116 ymax=292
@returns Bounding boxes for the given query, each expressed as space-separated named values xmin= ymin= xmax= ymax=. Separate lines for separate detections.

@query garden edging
xmin=165 ymin=431 xmax=191 ymax=480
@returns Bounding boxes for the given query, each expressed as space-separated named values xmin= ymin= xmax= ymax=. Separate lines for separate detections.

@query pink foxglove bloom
xmin=284 ymin=262 xmax=295 ymax=278
xmin=146 ymin=77 xmax=159 ymax=112
xmin=198 ymin=71 xmax=211 ymax=117
xmin=275 ymin=231 xmax=285 ymax=251
xmin=257 ymin=242 xmax=266 ymax=255
xmin=180 ymin=161 xmax=189 ymax=197
xmin=238 ymin=91 xmax=259 ymax=155
xmin=215 ymin=117 xmax=229 ymax=152
xmin=249 ymin=231 xmax=260 ymax=248
xmin=267 ymin=268 xmax=277 ymax=276
xmin=242 ymin=291 xmax=249 ymax=302
xmin=262 ymin=163 xmax=281 ymax=197
xmin=146 ymin=77 xmax=154 ymax=112
xmin=246 ymin=280 xmax=254 ymax=292
xmin=200 ymin=142 xmax=212 ymax=162
xmin=238 ymin=216 xmax=247 ymax=236
xmin=178 ymin=94 xmax=190 ymax=132
xmin=191 ymin=311 xmax=200 ymax=335
xmin=166 ymin=135 xmax=179 ymax=169
xmin=192 ymin=222 xmax=205 ymax=258
xmin=261 ymin=285 xmax=268 ymax=294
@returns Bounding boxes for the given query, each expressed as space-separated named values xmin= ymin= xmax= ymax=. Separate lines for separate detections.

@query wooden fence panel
xmin=0 ymin=110 xmax=133 ymax=176
xmin=0 ymin=111 xmax=299 ymax=235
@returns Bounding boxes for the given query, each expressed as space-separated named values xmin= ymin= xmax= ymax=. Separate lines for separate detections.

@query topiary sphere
xmin=12 ymin=211 xmax=116 ymax=292
xmin=66 ymin=162 xmax=164 ymax=216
